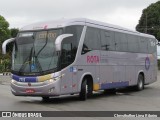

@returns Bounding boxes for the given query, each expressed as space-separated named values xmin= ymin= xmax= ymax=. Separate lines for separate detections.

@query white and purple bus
xmin=2 ymin=18 xmax=157 ymax=100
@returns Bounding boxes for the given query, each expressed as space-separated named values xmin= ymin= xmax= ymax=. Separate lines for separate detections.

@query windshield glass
xmin=12 ymin=29 xmax=62 ymax=75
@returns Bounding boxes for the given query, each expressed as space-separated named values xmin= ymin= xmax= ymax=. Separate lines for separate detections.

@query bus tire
xmin=79 ymin=80 xmax=87 ymax=101
xmin=87 ymin=79 xmax=93 ymax=98
xmin=136 ymin=74 xmax=144 ymax=91
xmin=42 ymin=97 xmax=49 ymax=102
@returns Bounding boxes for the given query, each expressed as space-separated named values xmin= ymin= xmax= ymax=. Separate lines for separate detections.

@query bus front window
xmin=12 ymin=29 xmax=62 ymax=75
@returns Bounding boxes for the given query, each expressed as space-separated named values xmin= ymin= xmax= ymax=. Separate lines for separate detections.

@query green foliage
xmin=136 ymin=1 xmax=160 ymax=41
xmin=0 ymin=15 xmax=13 ymax=72
xmin=6 ymin=28 xmax=19 ymax=53
xmin=0 ymin=59 xmax=11 ymax=72
xmin=0 ymin=15 xmax=11 ymax=44
xmin=11 ymin=28 xmax=19 ymax=37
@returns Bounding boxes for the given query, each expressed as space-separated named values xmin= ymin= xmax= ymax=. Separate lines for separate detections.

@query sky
xmin=0 ymin=0 xmax=159 ymax=30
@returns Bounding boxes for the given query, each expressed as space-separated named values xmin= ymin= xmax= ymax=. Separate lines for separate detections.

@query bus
xmin=2 ymin=18 xmax=157 ymax=101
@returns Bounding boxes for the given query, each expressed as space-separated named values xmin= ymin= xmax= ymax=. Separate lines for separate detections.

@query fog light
xmin=48 ymin=87 xmax=55 ymax=93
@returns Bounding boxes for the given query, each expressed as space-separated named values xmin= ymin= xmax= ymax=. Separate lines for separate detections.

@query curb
xmin=0 ymin=72 xmax=11 ymax=76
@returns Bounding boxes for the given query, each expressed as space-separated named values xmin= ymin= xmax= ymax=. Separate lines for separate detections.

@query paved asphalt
xmin=0 ymin=71 xmax=160 ymax=120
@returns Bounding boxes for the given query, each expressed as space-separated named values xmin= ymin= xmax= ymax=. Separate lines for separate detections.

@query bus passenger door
xmin=60 ymin=43 xmax=73 ymax=94
xmin=60 ymin=68 xmax=74 ymax=94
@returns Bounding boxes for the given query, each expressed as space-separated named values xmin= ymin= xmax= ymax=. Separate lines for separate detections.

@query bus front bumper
xmin=11 ymin=79 xmax=61 ymax=97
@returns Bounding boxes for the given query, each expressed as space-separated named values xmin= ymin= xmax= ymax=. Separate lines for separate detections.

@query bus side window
xmin=82 ymin=27 xmax=100 ymax=54
xmin=61 ymin=42 xmax=72 ymax=68
xmin=60 ymin=25 xmax=83 ymax=69
xmin=100 ymin=30 xmax=115 ymax=51
xmin=81 ymin=44 xmax=90 ymax=54
xmin=139 ymin=37 xmax=148 ymax=53
xmin=148 ymin=38 xmax=156 ymax=53
xmin=115 ymin=32 xmax=128 ymax=52
xmin=127 ymin=35 xmax=139 ymax=53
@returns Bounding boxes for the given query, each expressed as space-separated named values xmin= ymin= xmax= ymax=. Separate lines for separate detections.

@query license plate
xmin=25 ymin=89 xmax=35 ymax=93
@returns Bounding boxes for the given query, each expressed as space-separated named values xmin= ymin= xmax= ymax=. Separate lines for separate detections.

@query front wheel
xmin=79 ymin=80 xmax=87 ymax=101
xmin=136 ymin=74 xmax=144 ymax=91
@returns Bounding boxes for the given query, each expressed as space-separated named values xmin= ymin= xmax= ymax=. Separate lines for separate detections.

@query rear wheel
xmin=136 ymin=74 xmax=144 ymax=91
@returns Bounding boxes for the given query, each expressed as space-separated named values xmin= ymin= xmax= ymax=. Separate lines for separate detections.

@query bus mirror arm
xmin=2 ymin=38 xmax=15 ymax=54
xmin=55 ymin=34 xmax=73 ymax=51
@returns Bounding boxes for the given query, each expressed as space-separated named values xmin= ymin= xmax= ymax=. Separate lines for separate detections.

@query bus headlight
xmin=44 ymin=79 xmax=54 ymax=84
xmin=53 ymin=74 xmax=65 ymax=81
xmin=11 ymin=79 xmax=16 ymax=84
xmin=44 ymin=76 xmax=61 ymax=84
xmin=49 ymin=79 xmax=54 ymax=83
xmin=45 ymin=74 xmax=65 ymax=83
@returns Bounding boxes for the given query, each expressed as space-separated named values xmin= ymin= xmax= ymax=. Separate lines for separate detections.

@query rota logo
xmin=87 ymin=56 xmax=99 ymax=63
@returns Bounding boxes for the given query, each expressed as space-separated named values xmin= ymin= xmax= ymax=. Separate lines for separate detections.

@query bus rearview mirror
xmin=2 ymin=38 xmax=15 ymax=54
xmin=55 ymin=34 xmax=73 ymax=51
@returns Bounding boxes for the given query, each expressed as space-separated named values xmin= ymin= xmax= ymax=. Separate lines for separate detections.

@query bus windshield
xmin=12 ymin=29 xmax=62 ymax=75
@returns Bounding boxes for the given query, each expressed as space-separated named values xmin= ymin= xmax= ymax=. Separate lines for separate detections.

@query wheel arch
xmin=137 ymin=70 xmax=145 ymax=84
xmin=78 ymin=72 xmax=93 ymax=92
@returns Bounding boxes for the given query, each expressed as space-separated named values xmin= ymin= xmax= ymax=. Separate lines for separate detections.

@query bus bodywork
xmin=2 ymin=18 xmax=157 ymax=100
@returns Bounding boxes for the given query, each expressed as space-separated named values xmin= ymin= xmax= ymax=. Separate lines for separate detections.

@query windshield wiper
xmin=18 ymin=31 xmax=49 ymax=74
xmin=30 ymin=31 xmax=49 ymax=73
xmin=32 ymin=47 xmax=43 ymax=73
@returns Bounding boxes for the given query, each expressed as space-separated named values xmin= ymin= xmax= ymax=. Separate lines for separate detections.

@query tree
xmin=0 ymin=15 xmax=11 ymax=44
xmin=0 ymin=15 xmax=11 ymax=61
xmin=11 ymin=28 xmax=19 ymax=37
xmin=136 ymin=1 xmax=160 ymax=41
xmin=6 ymin=28 xmax=19 ymax=54
xmin=0 ymin=15 xmax=14 ymax=72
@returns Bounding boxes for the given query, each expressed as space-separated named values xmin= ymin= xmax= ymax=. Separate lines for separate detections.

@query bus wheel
xmin=136 ymin=74 xmax=144 ymax=91
xmin=87 ymin=79 xmax=93 ymax=98
xmin=42 ymin=97 xmax=49 ymax=102
xmin=79 ymin=80 xmax=87 ymax=101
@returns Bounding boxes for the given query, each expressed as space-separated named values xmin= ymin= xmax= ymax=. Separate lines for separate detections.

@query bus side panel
xmin=100 ymin=51 xmax=127 ymax=89
xmin=126 ymin=66 xmax=136 ymax=86
xmin=75 ymin=50 xmax=100 ymax=92
xmin=144 ymin=53 xmax=157 ymax=84
xmin=60 ymin=68 xmax=73 ymax=94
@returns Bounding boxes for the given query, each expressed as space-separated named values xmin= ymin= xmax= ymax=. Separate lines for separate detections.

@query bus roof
xmin=20 ymin=18 xmax=155 ymax=39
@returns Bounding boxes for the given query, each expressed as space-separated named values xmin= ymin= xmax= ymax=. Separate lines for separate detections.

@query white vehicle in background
xmin=2 ymin=18 xmax=157 ymax=101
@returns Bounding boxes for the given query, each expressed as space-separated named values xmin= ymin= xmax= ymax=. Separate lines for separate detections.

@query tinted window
xmin=115 ymin=32 xmax=128 ymax=51
xmin=127 ymin=35 xmax=139 ymax=52
xmin=148 ymin=38 xmax=156 ymax=53
xmin=139 ymin=37 xmax=148 ymax=53
xmin=60 ymin=25 xmax=83 ymax=68
xmin=100 ymin=30 xmax=115 ymax=51
xmin=82 ymin=27 xmax=100 ymax=54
